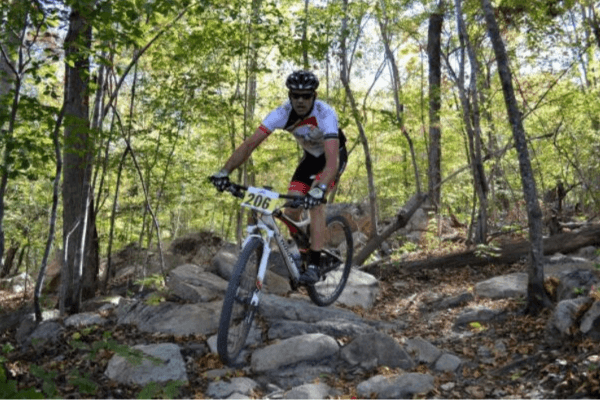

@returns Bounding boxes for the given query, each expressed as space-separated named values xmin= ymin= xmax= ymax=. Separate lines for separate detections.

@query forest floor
xmin=1 ymin=235 xmax=600 ymax=398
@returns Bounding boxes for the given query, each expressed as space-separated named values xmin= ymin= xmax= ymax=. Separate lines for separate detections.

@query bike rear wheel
xmin=307 ymin=215 xmax=353 ymax=306
xmin=217 ymin=237 xmax=262 ymax=366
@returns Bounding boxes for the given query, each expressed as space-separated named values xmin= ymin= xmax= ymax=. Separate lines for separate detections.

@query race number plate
xmin=241 ymin=187 xmax=279 ymax=214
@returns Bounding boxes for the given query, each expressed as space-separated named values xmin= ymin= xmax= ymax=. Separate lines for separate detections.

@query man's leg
xmin=298 ymin=189 xmax=328 ymax=284
xmin=284 ymin=190 xmax=304 ymax=223
xmin=309 ymin=203 xmax=325 ymax=252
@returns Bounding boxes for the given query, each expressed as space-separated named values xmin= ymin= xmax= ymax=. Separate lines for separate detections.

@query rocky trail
xmin=2 ymin=230 xmax=600 ymax=399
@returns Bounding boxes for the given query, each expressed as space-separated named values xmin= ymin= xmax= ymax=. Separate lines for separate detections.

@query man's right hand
xmin=210 ymin=169 xmax=230 ymax=192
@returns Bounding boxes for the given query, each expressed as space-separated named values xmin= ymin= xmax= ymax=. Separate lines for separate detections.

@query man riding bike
xmin=210 ymin=70 xmax=348 ymax=285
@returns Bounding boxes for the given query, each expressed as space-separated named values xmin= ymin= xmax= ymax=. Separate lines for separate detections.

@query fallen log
xmin=353 ymin=193 xmax=428 ymax=266
xmin=362 ymin=224 xmax=600 ymax=280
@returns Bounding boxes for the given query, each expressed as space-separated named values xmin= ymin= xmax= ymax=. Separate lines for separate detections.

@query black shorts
xmin=288 ymin=145 xmax=348 ymax=194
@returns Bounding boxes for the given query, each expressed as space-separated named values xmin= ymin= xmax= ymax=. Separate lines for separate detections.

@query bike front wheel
xmin=307 ymin=214 xmax=353 ymax=306
xmin=217 ymin=236 xmax=262 ymax=366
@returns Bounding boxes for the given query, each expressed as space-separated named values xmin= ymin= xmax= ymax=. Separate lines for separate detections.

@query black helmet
xmin=286 ymin=70 xmax=319 ymax=91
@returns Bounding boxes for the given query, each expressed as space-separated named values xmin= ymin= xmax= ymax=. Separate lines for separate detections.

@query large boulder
xmin=340 ymin=332 xmax=414 ymax=370
xmin=105 ymin=343 xmax=188 ymax=385
xmin=251 ymin=333 xmax=339 ymax=373
xmin=167 ymin=264 xmax=227 ymax=302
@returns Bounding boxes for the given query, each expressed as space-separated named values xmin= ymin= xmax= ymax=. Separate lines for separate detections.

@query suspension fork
xmin=242 ymin=224 xmax=272 ymax=303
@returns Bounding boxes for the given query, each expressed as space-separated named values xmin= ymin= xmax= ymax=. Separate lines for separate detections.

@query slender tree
xmin=376 ymin=0 xmax=422 ymax=194
xmin=340 ymin=0 xmax=379 ymax=236
xmin=454 ymin=0 xmax=488 ymax=244
xmin=481 ymin=0 xmax=551 ymax=313
xmin=427 ymin=1 xmax=444 ymax=209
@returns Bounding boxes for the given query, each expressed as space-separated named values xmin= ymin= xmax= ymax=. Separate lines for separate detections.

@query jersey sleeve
xmin=261 ymin=103 xmax=292 ymax=133
xmin=315 ymin=101 xmax=339 ymax=140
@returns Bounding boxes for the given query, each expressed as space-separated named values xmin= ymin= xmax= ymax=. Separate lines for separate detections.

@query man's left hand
xmin=304 ymin=186 xmax=325 ymax=209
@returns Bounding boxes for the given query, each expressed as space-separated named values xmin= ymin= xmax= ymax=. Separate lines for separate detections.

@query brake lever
xmin=227 ymin=184 xmax=245 ymax=199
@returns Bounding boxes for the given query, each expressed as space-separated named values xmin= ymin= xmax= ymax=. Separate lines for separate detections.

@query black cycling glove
xmin=304 ymin=185 xmax=325 ymax=209
xmin=210 ymin=170 xmax=230 ymax=192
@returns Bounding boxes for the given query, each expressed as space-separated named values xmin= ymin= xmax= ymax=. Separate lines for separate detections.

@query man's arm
xmin=221 ymin=127 xmax=270 ymax=174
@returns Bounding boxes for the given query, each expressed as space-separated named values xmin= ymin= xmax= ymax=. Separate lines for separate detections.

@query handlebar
xmin=209 ymin=178 xmax=326 ymax=209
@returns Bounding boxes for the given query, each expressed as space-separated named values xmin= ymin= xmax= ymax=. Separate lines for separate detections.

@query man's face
xmin=289 ymin=90 xmax=315 ymax=116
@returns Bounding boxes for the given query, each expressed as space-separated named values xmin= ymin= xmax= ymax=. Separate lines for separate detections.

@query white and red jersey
xmin=259 ymin=100 xmax=340 ymax=157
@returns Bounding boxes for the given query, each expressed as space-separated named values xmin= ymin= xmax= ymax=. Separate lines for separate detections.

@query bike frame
xmin=240 ymin=203 xmax=310 ymax=296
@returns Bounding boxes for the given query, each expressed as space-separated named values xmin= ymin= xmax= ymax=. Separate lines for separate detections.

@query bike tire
xmin=307 ymin=214 xmax=353 ymax=306
xmin=217 ymin=236 xmax=263 ymax=366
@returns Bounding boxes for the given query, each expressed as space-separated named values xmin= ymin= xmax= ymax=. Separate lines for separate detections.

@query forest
xmin=0 ymin=0 xmax=599 ymax=315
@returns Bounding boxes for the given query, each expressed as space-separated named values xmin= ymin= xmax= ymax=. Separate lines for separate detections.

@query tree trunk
xmin=0 ymin=243 xmax=19 ymax=278
xmin=103 ymin=147 xmax=129 ymax=293
xmin=35 ymin=107 xmax=64 ymax=321
xmin=61 ymin=2 xmax=99 ymax=315
xmin=364 ymin=224 xmax=600 ymax=279
xmin=427 ymin=2 xmax=444 ymax=209
xmin=481 ymin=0 xmax=551 ymax=314
xmin=302 ymin=0 xmax=310 ymax=69
xmin=354 ymin=193 xmax=428 ymax=266
xmin=454 ymin=0 xmax=488 ymax=244
xmin=0 ymin=2 xmax=25 ymax=281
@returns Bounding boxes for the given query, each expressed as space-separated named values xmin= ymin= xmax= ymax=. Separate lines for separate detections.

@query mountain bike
xmin=213 ymin=181 xmax=353 ymax=366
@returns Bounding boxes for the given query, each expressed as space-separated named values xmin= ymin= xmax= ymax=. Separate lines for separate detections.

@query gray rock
xmin=544 ymin=260 xmax=599 ymax=278
xmin=433 ymin=353 xmax=462 ymax=373
xmin=475 ymin=273 xmax=527 ymax=299
xmin=207 ymin=334 xmax=218 ymax=353
xmin=434 ymin=292 xmax=474 ymax=310
xmin=555 ymin=269 xmax=599 ymax=302
xmin=167 ymin=264 xmax=228 ymax=302
xmin=259 ymin=363 xmax=337 ymax=390
xmin=356 ymin=373 xmax=434 ymax=399
xmin=267 ymin=318 xmax=375 ymax=340
xmin=454 ymin=307 xmax=502 ymax=328
xmin=28 ymin=321 xmax=63 ymax=348
xmin=207 ymin=323 xmax=262 ymax=362
xmin=116 ymin=298 xmax=221 ymax=336
xmin=284 ymin=382 xmax=332 ymax=399
xmin=104 ymin=343 xmax=188 ymax=385
xmin=251 ymin=333 xmax=339 ymax=373
xmin=340 ymin=332 xmax=414 ymax=370
xmin=264 ymin=270 xmax=292 ymax=295
xmin=15 ymin=310 xmax=60 ymax=346
xmin=335 ymin=268 xmax=380 ymax=309
xmin=546 ymin=297 xmax=594 ymax=343
xmin=206 ymin=377 xmax=259 ymax=399
xmin=574 ymin=246 xmax=599 ymax=259
xmin=64 ymin=312 xmax=108 ymax=328
xmin=212 ymin=248 xmax=239 ymax=280
xmin=580 ymin=301 xmax=600 ymax=338
xmin=0 ymin=272 xmax=33 ymax=293
xmin=405 ymin=337 xmax=442 ymax=364
xmin=259 ymin=294 xmax=363 ymax=324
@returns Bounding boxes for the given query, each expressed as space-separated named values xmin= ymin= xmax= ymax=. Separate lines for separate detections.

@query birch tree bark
xmin=481 ymin=0 xmax=551 ymax=313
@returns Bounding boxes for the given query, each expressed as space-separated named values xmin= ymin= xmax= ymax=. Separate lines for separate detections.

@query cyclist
xmin=210 ymin=70 xmax=347 ymax=285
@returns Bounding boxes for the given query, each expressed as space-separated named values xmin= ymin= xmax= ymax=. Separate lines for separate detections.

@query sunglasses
xmin=290 ymin=92 xmax=314 ymax=100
